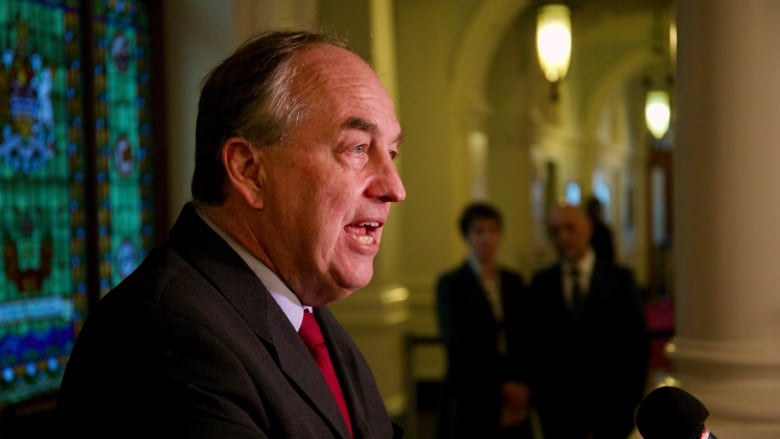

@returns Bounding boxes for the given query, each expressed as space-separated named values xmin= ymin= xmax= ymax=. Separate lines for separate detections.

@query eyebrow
xmin=341 ymin=117 xmax=406 ymax=145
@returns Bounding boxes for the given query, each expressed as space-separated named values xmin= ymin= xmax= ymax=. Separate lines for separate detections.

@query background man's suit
xmin=58 ymin=204 xmax=398 ymax=438
xmin=523 ymin=259 xmax=649 ymax=439
xmin=435 ymin=262 xmax=528 ymax=439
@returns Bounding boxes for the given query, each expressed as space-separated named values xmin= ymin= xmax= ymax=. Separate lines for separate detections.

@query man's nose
xmin=368 ymin=155 xmax=406 ymax=203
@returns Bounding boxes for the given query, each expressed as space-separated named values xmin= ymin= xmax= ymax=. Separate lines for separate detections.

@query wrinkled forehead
xmin=290 ymin=44 xmax=388 ymax=102
xmin=285 ymin=45 xmax=400 ymax=146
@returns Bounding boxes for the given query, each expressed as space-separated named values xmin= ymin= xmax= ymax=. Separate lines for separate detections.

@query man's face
xmin=548 ymin=205 xmax=592 ymax=263
xmin=259 ymin=45 xmax=406 ymax=306
xmin=466 ymin=217 xmax=501 ymax=265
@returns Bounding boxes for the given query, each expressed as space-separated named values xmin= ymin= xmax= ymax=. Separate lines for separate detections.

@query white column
xmin=670 ymin=1 xmax=780 ymax=436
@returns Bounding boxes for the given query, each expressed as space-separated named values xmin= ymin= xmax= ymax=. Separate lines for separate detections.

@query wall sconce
xmin=536 ymin=3 xmax=572 ymax=101
xmin=645 ymin=89 xmax=671 ymax=139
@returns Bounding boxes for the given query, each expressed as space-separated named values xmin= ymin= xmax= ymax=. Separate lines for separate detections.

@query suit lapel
xmin=588 ymin=261 xmax=607 ymax=300
xmin=169 ymin=204 xmax=351 ymax=438
xmin=168 ymin=203 xmax=272 ymax=341
xmin=272 ymin=310 xmax=352 ymax=438
xmin=317 ymin=308 xmax=374 ymax=438
xmin=551 ymin=265 xmax=567 ymax=307
xmin=460 ymin=262 xmax=497 ymax=323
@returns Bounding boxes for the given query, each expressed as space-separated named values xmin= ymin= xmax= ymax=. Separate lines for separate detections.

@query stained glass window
xmin=92 ymin=0 xmax=155 ymax=295
xmin=0 ymin=0 xmax=159 ymax=406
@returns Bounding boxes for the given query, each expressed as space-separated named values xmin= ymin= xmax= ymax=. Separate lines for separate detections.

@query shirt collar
xmin=467 ymin=254 xmax=483 ymax=276
xmin=565 ymin=248 xmax=596 ymax=277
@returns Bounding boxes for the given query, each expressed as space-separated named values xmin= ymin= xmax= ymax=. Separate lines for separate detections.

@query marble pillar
xmin=669 ymin=1 xmax=780 ymax=436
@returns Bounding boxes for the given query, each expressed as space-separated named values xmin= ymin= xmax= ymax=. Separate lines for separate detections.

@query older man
xmin=522 ymin=204 xmax=649 ymax=439
xmin=58 ymin=30 xmax=405 ymax=438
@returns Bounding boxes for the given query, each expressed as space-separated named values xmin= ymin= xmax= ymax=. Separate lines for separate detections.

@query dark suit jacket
xmin=435 ymin=261 xmax=527 ymax=439
xmin=590 ymin=220 xmax=615 ymax=263
xmin=524 ymin=260 xmax=649 ymax=439
xmin=57 ymin=203 xmax=400 ymax=438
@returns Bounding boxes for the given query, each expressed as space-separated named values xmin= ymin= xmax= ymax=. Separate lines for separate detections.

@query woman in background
xmin=435 ymin=202 xmax=532 ymax=439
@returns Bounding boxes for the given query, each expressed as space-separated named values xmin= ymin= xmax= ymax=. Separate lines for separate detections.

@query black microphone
xmin=635 ymin=386 xmax=718 ymax=439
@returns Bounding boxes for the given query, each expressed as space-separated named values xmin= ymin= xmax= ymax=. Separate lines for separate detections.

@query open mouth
xmin=345 ymin=221 xmax=380 ymax=244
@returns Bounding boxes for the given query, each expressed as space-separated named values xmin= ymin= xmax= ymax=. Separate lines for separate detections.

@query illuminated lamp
xmin=645 ymin=90 xmax=671 ymax=139
xmin=536 ymin=3 xmax=572 ymax=100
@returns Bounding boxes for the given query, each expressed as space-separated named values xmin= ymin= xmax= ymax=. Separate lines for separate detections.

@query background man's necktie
xmin=299 ymin=309 xmax=353 ymax=437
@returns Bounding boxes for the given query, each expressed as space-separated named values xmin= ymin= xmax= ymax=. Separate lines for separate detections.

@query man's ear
xmin=221 ymin=137 xmax=266 ymax=209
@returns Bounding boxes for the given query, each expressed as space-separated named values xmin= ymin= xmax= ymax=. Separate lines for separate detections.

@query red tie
xmin=299 ymin=310 xmax=353 ymax=437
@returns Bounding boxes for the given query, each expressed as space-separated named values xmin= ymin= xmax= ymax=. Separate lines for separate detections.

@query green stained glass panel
xmin=0 ymin=0 xmax=84 ymax=405
xmin=92 ymin=0 xmax=154 ymax=295
xmin=0 ymin=0 xmax=159 ymax=407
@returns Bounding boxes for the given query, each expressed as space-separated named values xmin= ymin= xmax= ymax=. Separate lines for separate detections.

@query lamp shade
xmin=536 ymin=4 xmax=572 ymax=83
xmin=645 ymin=90 xmax=671 ymax=139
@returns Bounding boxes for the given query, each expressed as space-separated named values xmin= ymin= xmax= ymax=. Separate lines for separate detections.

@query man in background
xmin=522 ymin=203 xmax=649 ymax=439
xmin=586 ymin=195 xmax=616 ymax=263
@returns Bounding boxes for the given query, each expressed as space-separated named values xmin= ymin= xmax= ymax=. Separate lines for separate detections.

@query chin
xmin=327 ymin=258 xmax=374 ymax=292
xmin=339 ymin=271 xmax=373 ymax=292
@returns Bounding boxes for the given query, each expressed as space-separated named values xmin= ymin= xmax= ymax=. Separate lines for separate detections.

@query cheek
xmin=308 ymin=190 xmax=351 ymax=238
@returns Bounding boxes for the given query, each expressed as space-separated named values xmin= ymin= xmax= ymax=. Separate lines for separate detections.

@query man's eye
xmin=352 ymin=144 xmax=367 ymax=155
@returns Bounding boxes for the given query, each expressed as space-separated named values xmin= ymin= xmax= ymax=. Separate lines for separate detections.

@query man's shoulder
xmin=437 ymin=261 xmax=471 ymax=281
xmin=107 ymin=244 xmax=195 ymax=291
xmin=531 ymin=263 xmax=560 ymax=280
xmin=499 ymin=266 xmax=524 ymax=284
xmin=596 ymin=260 xmax=635 ymax=280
